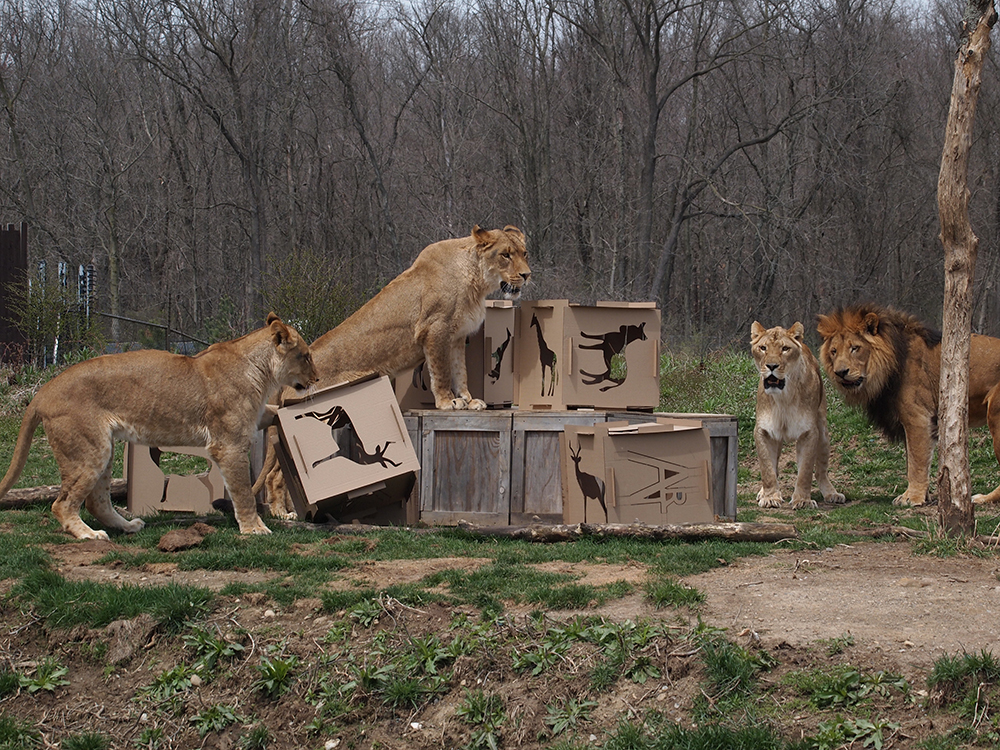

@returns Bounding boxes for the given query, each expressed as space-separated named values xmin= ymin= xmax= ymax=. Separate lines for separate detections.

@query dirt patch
xmin=686 ymin=541 xmax=1000 ymax=673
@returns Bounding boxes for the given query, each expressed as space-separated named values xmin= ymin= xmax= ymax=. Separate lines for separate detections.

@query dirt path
xmin=685 ymin=541 xmax=1000 ymax=672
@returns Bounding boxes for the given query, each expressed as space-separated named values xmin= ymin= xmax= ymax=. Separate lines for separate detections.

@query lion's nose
xmin=767 ymin=363 xmax=778 ymax=373
xmin=520 ymin=271 xmax=531 ymax=282
xmin=835 ymin=369 xmax=850 ymax=379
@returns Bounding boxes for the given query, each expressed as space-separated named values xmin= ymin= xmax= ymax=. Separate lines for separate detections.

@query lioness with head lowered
xmin=0 ymin=314 xmax=318 ymax=540
xmin=257 ymin=225 xmax=531 ymax=517
xmin=751 ymin=321 xmax=845 ymax=509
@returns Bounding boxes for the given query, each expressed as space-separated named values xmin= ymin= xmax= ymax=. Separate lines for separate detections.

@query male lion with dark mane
xmin=816 ymin=303 xmax=1000 ymax=506
xmin=751 ymin=321 xmax=844 ymax=509
xmin=256 ymin=225 xmax=531 ymax=517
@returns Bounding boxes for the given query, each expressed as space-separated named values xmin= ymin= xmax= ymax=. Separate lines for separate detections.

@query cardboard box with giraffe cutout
xmin=514 ymin=300 xmax=661 ymax=410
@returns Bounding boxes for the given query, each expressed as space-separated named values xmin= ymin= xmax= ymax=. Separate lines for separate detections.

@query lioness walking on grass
xmin=0 ymin=313 xmax=318 ymax=540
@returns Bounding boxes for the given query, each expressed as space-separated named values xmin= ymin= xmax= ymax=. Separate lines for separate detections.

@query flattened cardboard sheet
xmin=126 ymin=444 xmax=226 ymax=516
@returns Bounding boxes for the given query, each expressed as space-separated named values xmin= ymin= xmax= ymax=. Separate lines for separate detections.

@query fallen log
xmin=0 ymin=478 xmax=128 ymax=509
xmin=453 ymin=520 xmax=798 ymax=543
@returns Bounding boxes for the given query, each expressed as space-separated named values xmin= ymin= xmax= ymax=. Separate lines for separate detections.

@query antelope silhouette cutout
xmin=488 ymin=328 xmax=512 ymax=383
xmin=578 ymin=322 xmax=647 ymax=391
xmin=570 ymin=442 xmax=606 ymax=521
xmin=530 ymin=314 xmax=558 ymax=396
xmin=295 ymin=406 xmax=401 ymax=469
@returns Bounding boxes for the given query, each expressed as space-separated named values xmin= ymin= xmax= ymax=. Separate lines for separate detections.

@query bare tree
xmin=937 ymin=0 xmax=997 ymax=535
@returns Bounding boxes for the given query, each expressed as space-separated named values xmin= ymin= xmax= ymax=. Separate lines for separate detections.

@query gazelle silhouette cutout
xmin=570 ymin=442 xmax=606 ymax=521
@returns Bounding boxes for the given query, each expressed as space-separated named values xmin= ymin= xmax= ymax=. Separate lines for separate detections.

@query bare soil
xmin=2 ymin=526 xmax=996 ymax=748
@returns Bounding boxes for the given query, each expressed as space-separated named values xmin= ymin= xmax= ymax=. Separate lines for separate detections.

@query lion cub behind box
xmin=751 ymin=321 xmax=845 ymax=509
xmin=0 ymin=313 xmax=317 ymax=540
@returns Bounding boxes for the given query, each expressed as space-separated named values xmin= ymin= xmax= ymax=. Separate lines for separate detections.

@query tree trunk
xmin=937 ymin=0 xmax=997 ymax=536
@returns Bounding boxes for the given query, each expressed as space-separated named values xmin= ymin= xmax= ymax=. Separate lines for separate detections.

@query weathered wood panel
xmin=510 ymin=411 xmax=605 ymax=524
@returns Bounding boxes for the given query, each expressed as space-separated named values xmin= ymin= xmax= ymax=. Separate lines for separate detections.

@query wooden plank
xmin=510 ymin=411 xmax=605 ymax=524
xmin=418 ymin=411 xmax=512 ymax=524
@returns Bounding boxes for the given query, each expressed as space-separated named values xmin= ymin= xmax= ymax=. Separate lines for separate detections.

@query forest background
xmin=0 ymin=0 xmax=990 ymax=350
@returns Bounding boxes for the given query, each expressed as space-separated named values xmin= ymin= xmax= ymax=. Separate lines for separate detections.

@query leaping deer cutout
xmin=295 ymin=406 xmax=402 ymax=469
xmin=570 ymin=442 xmax=606 ymax=521
xmin=578 ymin=322 xmax=647 ymax=391
xmin=488 ymin=328 xmax=512 ymax=384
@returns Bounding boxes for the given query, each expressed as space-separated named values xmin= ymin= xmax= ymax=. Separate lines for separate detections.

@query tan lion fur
xmin=751 ymin=321 xmax=844 ymax=509
xmin=0 ymin=314 xmax=318 ymax=539
xmin=256 ymin=225 xmax=531 ymax=518
xmin=816 ymin=303 xmax=1000 ymax=506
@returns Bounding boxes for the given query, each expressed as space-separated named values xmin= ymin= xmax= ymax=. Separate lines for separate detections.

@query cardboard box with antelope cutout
xmin=274 ymin=375 xmax=421 ymax=523
xmin=560 ymin=420 xmax=714 ymax=525
xmin=396 ymin=300 xmax=516 ymax=410
xmin=514 ymin=300 xmax=660 ymax=410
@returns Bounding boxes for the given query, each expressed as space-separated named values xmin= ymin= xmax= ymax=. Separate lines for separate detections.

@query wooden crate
xmin=416 ymin=411 xmax=513 ymax=525
xmin=606 ymin=412 xmax=738 ymax=520
xmin=510 ymin=411 xmax=606 ymax=524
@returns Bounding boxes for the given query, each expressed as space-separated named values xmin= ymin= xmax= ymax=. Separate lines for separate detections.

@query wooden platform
xmin=404 ymin=410 xmax=738 ymax=527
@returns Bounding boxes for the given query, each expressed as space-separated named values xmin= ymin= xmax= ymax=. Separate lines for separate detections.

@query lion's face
xmin=478 ymin=225 xmax=531 ymax=299
xmin=750 ymin=321 xmax=807 ymax=394
xmin=816 ymin=310 xmax=884 ymax=401
xmin=268 ymin=314 xmax=319 ymax=393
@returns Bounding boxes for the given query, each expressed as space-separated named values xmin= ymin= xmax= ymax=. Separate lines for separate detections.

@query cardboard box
xmin=396 ymin=300 xmax=516 ymax=410
xmin=126 ymin=444 xmax=227 ymax=516
xmin=514 ymin=300 xmax=661 ymax=410
xmin=561 ymin=420 xmax=714 ymax=525
xmin=274 ymin=375 xmax=420 ymax=522
xmin=606 ymin=412 xmax=738 ymax=520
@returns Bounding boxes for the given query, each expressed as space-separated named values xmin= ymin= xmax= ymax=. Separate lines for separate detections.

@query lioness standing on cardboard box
xmin=0 ymin=313 xmax=317 ymax=540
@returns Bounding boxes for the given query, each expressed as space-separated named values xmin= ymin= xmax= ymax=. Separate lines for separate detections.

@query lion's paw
xmin=823 ymin=490 xmax=847 ymax=505
xmin=467 ymin=398 xmax=487 ymax=411
xmin=790 ymin=493 xmax=818 ymax=510
xmin=239 ymin=520 xmax=273 ymax=535
xmin=756 ymin=488 xmax=783 ymax=508
xmin=893 ymin=490 xmax=927 ymax=507
xmin=123 ymin=518 xmax=146 ymax=534
xmin=75 ymin=528 xmax=111 ymax=541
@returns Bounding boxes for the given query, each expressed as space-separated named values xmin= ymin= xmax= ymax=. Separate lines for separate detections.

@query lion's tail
xmin=0 ymin=401 xmax=42 ymax=501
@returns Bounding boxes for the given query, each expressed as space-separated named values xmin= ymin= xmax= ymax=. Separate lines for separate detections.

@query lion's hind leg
xmin=85 ymin=457 xmax=145 ymax=535
xmin=974 ymin=383 xmax=1000 ymax=504
xmin=814 ymin=419 xmax=846 ymax=504
xmin=48 ymin=424 xmax=117 ymax=540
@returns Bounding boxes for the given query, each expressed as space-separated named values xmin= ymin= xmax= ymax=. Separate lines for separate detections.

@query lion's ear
xmin=503 ymin=225 xmax=524 ymax=240
xmin=266 ymin=312 xmax=281 ymax=326
xmin=472 ymin=225 xmax=491 ymax=246
xmin=863 ymin=312 xmax=880 ymax=336
xmin=816 ymin=314 xmax=833 ymax=339
xmin=789 ymin=322 xmax=805 ymax=341
xmin=268 ymin=315 xmax=291 ymax=346
xmin=750 ymin=321 xmax=765 ymax=342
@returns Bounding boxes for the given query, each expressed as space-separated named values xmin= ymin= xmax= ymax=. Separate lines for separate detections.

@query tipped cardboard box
xmin=274 ymin=375 xmax=421 ymax=523
xmin=561 ymin=420 xmax=714 ymax=525
xmin=396 ymin=300 xmax=516 ymax=410
xmin=514 ymin=300 xmax=661 ymax=410
xmin=126 ymin=444 xmax=227 ymax=516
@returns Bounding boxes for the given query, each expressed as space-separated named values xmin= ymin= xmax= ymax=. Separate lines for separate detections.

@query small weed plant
xmin=191 ymin=704 xmax=243 ymax=736
xmin=544 ymin=697 xmax=597 ymax=736
xmin=255 ymin=652 xmax=299 ymax=698
xmin=18 ymin=657 xmax=69 ymax=693
xmin=456 ymin=689 xmax=506 ymax=750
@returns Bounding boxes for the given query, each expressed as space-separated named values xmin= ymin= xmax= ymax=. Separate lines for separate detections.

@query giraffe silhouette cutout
xmin=578 ymin=322 xmax=647 ymax=391
xmin=570 ymin=442 xmax=606 ymax=521
xmin=530 ymin=314 xmax=558 ymax=397
xmin=295 ymin=406 xmax=401 ymax=469
xmin=488 ymin=328 xmax=512 ymax=384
